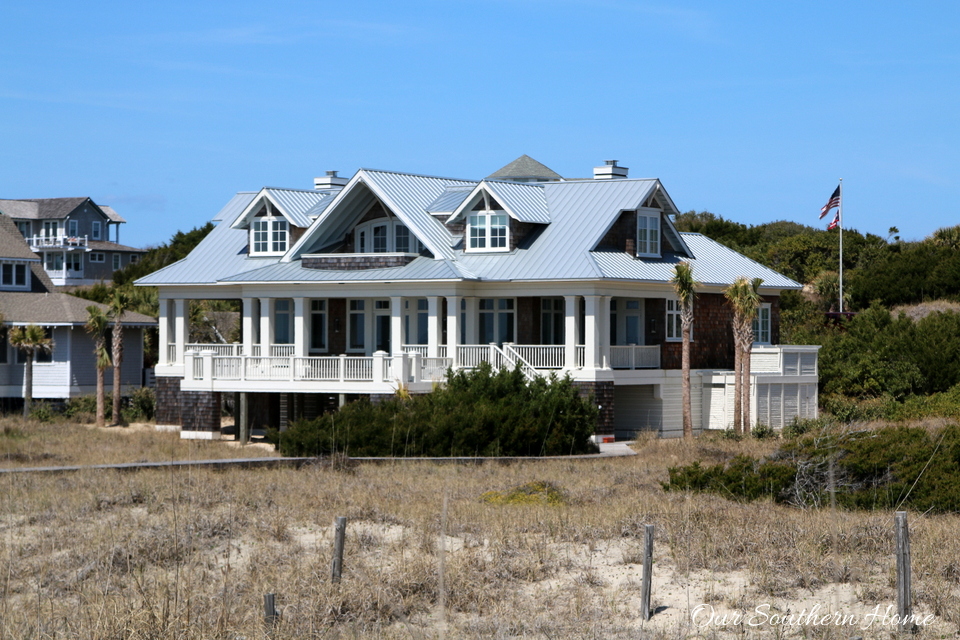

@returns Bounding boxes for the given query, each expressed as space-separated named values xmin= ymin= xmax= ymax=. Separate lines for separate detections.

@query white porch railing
xmin=402 ymin=344 xmax=427 ymax=356
xmin=271 ymin=344 xmax=295 ymax=357
xmin=609 ymin=345 xmax=660 ymax=369
xmin=186 ymin=343 xmax=244 ymax=357
xmin=506 ymin=344 xmax=565 ymax=369
xmin=28 ymin=234 xmax=88 ymax=249
xmin=421 ymin=357 xmax=452 ymax=381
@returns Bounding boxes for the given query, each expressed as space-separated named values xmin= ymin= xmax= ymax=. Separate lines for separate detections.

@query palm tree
xmin=725 ymin=277 xmax=762 ymax=434
xmin=85 ymin=306 xmax=112 ymax=428
xmin=109 ymin=290 xmax=131 ymax=426
xmin=671 ymin=262 xmax=697 ymax=440
xmin=9 ymin=324 xmax=53 ymax=418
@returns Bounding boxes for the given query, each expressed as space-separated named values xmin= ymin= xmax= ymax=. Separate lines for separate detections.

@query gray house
xmin=0 ymin=197 xmax=145 ymax=286
xmin=137 ymin=158 xmax=819 ymax=440
xmin=0 ymin=215 xmax=155 ymax=405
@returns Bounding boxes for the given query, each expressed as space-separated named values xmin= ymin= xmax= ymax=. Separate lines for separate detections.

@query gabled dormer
xmin=592 ymin=181 xmax=692 ymax=260
xmin=447 ymin=180 xmax=550 ymax=253
xmin=230 ymin=188 xmax=332 ymax=257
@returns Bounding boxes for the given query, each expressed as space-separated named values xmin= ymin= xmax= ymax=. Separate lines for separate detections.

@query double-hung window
xmin=1 ymin=263 xmax=29 ymax=289
xmin=636 ymin=209 xmax=661 ymax=257
xmin=666 ymin=298 xmax=692 ymax=341
xmin=753 ymin=303 xmax=771 ymax=344
xmin=251 ymin=215 xmax=288 ymax=255
xmin=68 ymin=220 xmax=79 ymax=237
xmin=468 ymin=212 xmax=508 ymax=251
xmin=91 ymin=221 xmax=101 ymax=240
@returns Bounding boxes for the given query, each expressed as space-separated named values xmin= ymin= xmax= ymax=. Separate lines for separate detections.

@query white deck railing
xmin=506 ymin=345 xmax=565 ymax=369
xmin=28 ymin=234 xmax=88 ymax=249
xmin=609 ymin=345 xmax=660 ymax=369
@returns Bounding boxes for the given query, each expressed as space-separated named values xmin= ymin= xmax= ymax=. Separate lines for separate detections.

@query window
xmin=666 ymin=299 xmax=692 ymax=341
xmin=753 ymin=303 xmax=771 ymax=344
xmin=467 ymin=212 xmax=509 ymax=251
xmin=15 ymin=327 xmax=53 ymax=364
xmin=395 ymin=225 xmax=410 ymax=253
xmin=372 ymin=225 xmax=388 ymax=252
xmin=68 ymin=220 xmax=78 ymax=237
xmin=478 ymin=298 xmax=514 ymax=344
xmin=354 ymin=219 xmax=420 ymax=253
xmin=112 ymin=254 xmax=121 ymax=270
xmin=45 ymin=253 xmax=63 ymax=271
xmin=129 ymin=254 xmax=140 ymax=264
xmin=91 ymin=221 xmax=101 ymax=240
xmin=16 ymin=221 xmax=30 ymax=238
xmin=636 ymin=209 xmax=661 ymax=257
xmin=541 ymin=298 xmax=564 ymax=345
xmin=43 ymin=221 xmax=58 ymax=238
xmin=310 ymin=300 xmax=327 ymax=351
xmin=250 ymin=215 xmax=288 ymax=254
xmin=348 ymin=300 xmax=365 ymax=351
xmin=1 ymin=263 xmax=29 ymax=289
xmin=67 ymin=254 xmax=82 ymax=272
xmin=274 ymin=300 xmax=291 ymax=344
xmin=89 ymin=253 xmax=105 ymax=263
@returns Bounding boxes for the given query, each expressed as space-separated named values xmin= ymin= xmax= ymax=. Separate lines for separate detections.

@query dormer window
xmin=636 ymin=208 xmax=661 ymax=258
xmin=251 ymin=214 xmax=288 ymax=255
xmin=466 ymin=193 xmax=509 ymax=252
xmin=354 ymin=220 xmax=421 ymax=253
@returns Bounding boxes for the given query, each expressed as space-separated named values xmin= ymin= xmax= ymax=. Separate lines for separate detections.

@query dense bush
xmin=278 ymin=363 xmax=600 ymax=457
xmin=666 ymin=424 xmax=960 ymax=513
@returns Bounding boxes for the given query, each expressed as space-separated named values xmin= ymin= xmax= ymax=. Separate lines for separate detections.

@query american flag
xmin=827 ymin=211 xmax=840 ymax=231
xmin=820 ymin=185 xmax=841 ymax=218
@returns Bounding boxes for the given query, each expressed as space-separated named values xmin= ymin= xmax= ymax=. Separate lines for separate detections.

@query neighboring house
xmin=136 ymin=159 xmax=819 ymax=440
xmin=0 ymin=197 xmax=145 ymax=286
xmin=0 ymin=215 xmax=155 ymax=405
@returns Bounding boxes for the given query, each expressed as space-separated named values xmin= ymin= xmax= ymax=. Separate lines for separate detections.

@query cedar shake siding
xmin=661 ymin=292 xmax=738 ymax=370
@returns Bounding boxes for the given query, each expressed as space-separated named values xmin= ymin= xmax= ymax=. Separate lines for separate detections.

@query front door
xmin=374 ymin=300 xmax=391 ymax=353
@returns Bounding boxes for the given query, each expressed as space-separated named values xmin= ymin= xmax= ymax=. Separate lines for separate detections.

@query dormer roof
xmin=448 ymin=180 xmax=551 ymax=224
xmin=230 ymin=187 xmax=335 ymax=229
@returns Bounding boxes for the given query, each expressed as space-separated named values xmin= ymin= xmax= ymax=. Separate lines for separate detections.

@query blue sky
xmin=2 ymin=1 xmax=958 ymax=249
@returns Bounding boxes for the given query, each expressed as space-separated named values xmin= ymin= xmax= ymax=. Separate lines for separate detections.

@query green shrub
xmin=278 ymin=363 xmax=600 ymax=458
xmin=751 ymin=423 xmax=776 ymax=440
xmin=64 ymin=395 xmax=112 ymax=422
xmin=663 ymin=455 xmax=796 ymax=502
xmin=29 ymin=402 xmax=55 ymax=423
xmin=124 ymin=387 xmax=156 ymax=422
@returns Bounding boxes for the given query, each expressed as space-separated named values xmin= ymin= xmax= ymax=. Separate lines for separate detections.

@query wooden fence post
xmin=895 ymin=511 xmax=914 ymax=630
xmin=641 ymin=524 xmax=655 ymax=621
xmin=263 ymin=593 xmax=279 ymax=627
xmin=331 ymin=516 xmax=347 ymax=583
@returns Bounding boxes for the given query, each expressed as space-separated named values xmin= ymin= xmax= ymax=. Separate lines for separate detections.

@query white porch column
xmin=564 ymin=295 xmax=578 ymax=370
xmin=158 ymin=299 xmax=169 ymax=364
xmin=599 ymin=295 xmax=612 ymax=369
xmin=584 ymin=295 xmax=601 ymax=369
xmin=259 ymin=298 xmax=272 ymax=355
xmin=446 ymin=295 xmax=460 ymax=366
xmin=241 ymin=298 xmax=255 ymax=357
xmin=173 ymin=299 xmax=186 ymax=364
xmin=293 ymin=297 xmax=307 ymax=357
xmin=426 ymin=296 xmax=440 ymax=358
xmin=464 ymin=297 xmax=478 ymax=345
xmin=390 ymin=296 xmax=403 ymax=355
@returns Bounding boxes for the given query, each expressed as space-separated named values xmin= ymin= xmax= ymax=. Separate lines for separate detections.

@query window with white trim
xmin=68 ymin=220 xmax=78 ymax=237
xmin=0 ymin=262 xmax=29 ymax=290
xmin=89 ymin=252 xmax=105 ymax=263
xmin=91 ymin=221 xmax=101 ymax=240
xmin=478 ymin=298 xmax=514 ymax=344
xmin=112 ymin=254 xmax=121 ymax=270
xmin=753 ymin=303 xmax=771 ymax=344
xmin=250 ymin=214 xmax=288 ymax=255
xmin=16 ymin=221 xmax=30 ymax=238
xmin=636 ymin=208 xmax=661 ymax=257
xmin=66 ymin=253 xmax=82 ymax=272
xmin=666 ymin=298 xmax=692 ymax=341
xmin=348 ymin=300 xmax=365 ymax=351
xmin=466 ymin=193 xmax=509 ymax=252
xmin=353 ymin=219 xmax=421 ymax=253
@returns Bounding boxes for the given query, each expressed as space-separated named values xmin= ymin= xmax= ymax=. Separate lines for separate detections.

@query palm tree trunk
xmin=23 ymin=354 xmax=33 ymax=419
xmin=96 ymin=367 xmax=105 ymax=428
xmin=741 ymin=341 xmax=752 ymax=433
xmin=112 ymin=328 xmax=122 ymax=426
xmin=731 ymin=333 xmax=742 ymax=435
xmin=681 ymin=322 xmax=693 ymax=440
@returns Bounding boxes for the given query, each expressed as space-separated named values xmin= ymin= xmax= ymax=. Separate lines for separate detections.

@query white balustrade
xmin=507 ymin=345 xmax=565 ymax=369
xmin=270 ymin=344 xmax=295 ymax=357
xmin=402 ymin=344 xmax=428 ymax=356
xmin=421 ymin=357 xmax=452 ymax=381
xmin=609 ymin=345 xmax=660 ymax=369
xmin=344 ymin=357 xmax=373 ymax=381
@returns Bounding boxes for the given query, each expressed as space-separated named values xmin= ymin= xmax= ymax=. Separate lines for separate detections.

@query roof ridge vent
xmin=593 ymin=160 xmax=629 ymax=180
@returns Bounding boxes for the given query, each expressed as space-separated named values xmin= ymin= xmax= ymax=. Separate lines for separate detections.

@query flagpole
xmin=838 ymin=178 xmax=844 ymax=314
